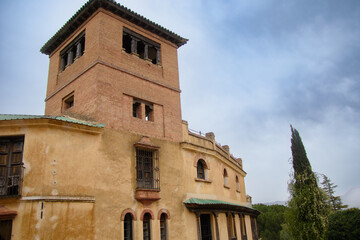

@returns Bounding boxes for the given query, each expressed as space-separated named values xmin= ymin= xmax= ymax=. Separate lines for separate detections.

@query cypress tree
xmin=286 ymin=126 xmax=330 ymax=240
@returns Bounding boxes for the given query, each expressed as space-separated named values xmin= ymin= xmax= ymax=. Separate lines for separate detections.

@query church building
xmin=0 ymin=0 xmax=259 ymax=239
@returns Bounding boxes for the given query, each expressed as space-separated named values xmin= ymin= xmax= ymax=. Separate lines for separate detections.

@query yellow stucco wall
xmin=0 ymin=119 xmax=257 ymax=240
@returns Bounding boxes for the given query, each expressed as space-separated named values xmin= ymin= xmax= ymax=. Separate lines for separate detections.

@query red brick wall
xmin=45 ymin=10 xmax=183 ymax=142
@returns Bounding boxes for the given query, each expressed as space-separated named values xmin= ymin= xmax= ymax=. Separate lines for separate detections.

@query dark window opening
xmin=137 ymin=41 xmax=145 ymax=59
xmin=63 ymin=94 xmax=74 ymax=112
xmin=145 ymin=104 xmax=153 ymax=121
xmin=0 ymin=136 xmax=24 ymax=197
xmin=200 ymin=214 xmax=212 ymax=240
xmin=197 ymin=160 xmax=205 ymax=180
xmin=60 ymin=31 xmax=85 ymax=71
xmin=132 ymin=98 xmax=155 ymax=121
xmin=136 ymin=148 xmax=159 ymax=190
xmin=124 ymin=213 xmax=133 ymax=240
xmin=133 ymin=101 xmax=141 ymax=118
xmin=143 ymin=213 xmax=151 ymax=240
xmin=123 ymin=33 xmax=132 ymax=54
xmin=148 ymin=46 xmax=158 ymax=64
xmin=0 ymin=219 xmax=13 ymax=240
xmin=160 ymin=213 xmax=167 ymax=240
xmin=122 ymin=27 xmax=160 ymax=65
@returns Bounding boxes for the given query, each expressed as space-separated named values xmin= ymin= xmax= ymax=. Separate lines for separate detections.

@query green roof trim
xmin=184 ymin=198 xmax=247 ymax=207
xmin=40 ymin=0 xmax=188 ymax=55
xmin=184 ymin=198 xmax=260 ymax=216
xmin=0 ymin=114 xmax=105 ymax=128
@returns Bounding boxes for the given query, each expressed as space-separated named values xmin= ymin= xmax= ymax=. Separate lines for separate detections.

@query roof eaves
xmin=183 ymin=198 xmax=260 ymax=216
xmin=0 ymin=114 xmax=105 ymax=128
xmin=40 ymin=0 xmax=188 ymax=55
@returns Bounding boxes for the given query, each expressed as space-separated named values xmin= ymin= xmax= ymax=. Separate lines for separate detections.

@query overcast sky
xmin=0 ymin=0 xmax=359 ymax=207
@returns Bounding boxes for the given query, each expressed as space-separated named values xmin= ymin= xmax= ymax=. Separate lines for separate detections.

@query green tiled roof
xmin=184 ymin=198 xmax=260 ymax=215
xmin=40 ymin=0 xmax=188 ymax=55
xmin=0 ymin=114 xmax=105 ymax=128
xmin=184 ymin=198 xmax=247 ymax=207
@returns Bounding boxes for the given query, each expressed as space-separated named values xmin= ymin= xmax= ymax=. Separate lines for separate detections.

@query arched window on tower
xmin=224 ymin=168 xmax=229 ymax=187
xmin=236 ymin=175 xmax=240 ymax=192
xmin=197 ymin=160 xmax=205 ymax=179
xmin=124 ymin=213 xmax=133 ymax=240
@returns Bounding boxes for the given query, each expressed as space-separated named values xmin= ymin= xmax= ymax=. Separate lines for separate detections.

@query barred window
xmin=124 ymin=213 xmax=133 ymax=240
xmin=143 ymin=213 xmax=152 ymax=240
xmin=136 ymin=148 xmax=159 ymax=190
xmin=160 ymin=213 xmax=168 ymax=240
xmin=197 ymin=160 xmax=205 ymax=180
xmin=0 ymin=136 xmax=24 ymax=197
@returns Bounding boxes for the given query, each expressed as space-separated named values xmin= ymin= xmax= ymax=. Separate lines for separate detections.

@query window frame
xmin=122 ymin=27 xmax=161 ymax=65
xmin=197 ymin=160 xmax=205 ymax=180
xmin=223 ymin=168 xmax=229 ymax=188
xmin=136 ymin=148 xmax=160 ymax=190
xmin=62 ymin=92 xmax=75 ymax=112
xmin=235 ymin=175 xmax=240 ymax=192
xmin=59 ymin=31 xmax=86 ymax=72
xmin=160 ymin=213 xmax=168 ymax=240
xmin=0 ymin=136 xmax=24 ymax=198
xmin=124 ymin=213 xmax=133 ymax=240
xmin=132 ymin=98 xmax=155 ymax=122
xmin=143 ymin=213 xmax=152 ymax=240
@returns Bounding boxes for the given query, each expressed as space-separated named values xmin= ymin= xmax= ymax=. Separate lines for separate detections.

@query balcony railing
xmin=136 ymin=172 xmax=160 ymax=190
xmin=0 ymin=165 xmax=24 ymax=197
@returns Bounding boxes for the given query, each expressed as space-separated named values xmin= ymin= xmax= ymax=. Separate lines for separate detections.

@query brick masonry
xmin=45 ymin=10 xmax=183 ymax=142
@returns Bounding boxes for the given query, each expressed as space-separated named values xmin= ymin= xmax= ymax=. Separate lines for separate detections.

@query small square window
xmin=62 ymin=93 xmax=74 ymax=112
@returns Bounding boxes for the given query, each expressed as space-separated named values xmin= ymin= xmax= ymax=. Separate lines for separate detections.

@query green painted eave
xmin=184 ymin=198 xmax=260 ymax=216
xmin=0 ymin=114 xmax=105 ymax=128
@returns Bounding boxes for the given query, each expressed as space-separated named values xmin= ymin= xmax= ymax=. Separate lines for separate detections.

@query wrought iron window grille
xmin=136 ymin=148 xmax=160 ymax=190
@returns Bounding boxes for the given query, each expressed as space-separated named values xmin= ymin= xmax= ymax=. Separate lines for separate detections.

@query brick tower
xmin=41 ymin=0 xmax=187 ymax=141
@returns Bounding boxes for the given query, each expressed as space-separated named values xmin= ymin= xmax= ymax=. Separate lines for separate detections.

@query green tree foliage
xmin=280 ymin=223 xmax=292 ymax=240
xmin=253 ymin=204 xmax=288 ymax=240
xmin=286 ymin=126 xmax=330 ymax=240
xmin=326 ymin=208 xmax=360 ymax=240
xmin=320 ymin=174 xmax=348 ymax=212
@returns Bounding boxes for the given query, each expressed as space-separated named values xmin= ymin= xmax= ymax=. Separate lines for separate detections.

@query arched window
xmin=143 ymin=213 xmax=151 ymax=240
xmin=124 ymin=213 xmax=133 ymax=240
xmin=224 ymin=168 xmax=228 ymax=187
xmin=236 ymin=176 xmax=240 ymax=192
xmin=160 ymin=213 xmax=168 ymax=240
xmin=197 ymin=160 xmax=205 ymax=179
